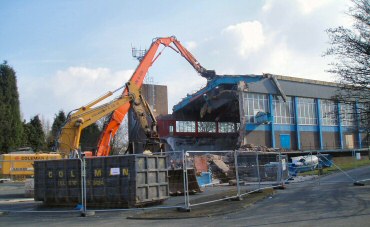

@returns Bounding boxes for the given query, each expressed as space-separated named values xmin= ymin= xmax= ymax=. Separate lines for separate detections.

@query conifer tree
xmin=0 ymin=61 xmax=23 ymax=153
xmin=48 ymin=110 xmax=66 ymax=150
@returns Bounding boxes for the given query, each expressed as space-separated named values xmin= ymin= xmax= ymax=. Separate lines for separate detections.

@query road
xmin=1 ymin=166 xmax=370 ymax=226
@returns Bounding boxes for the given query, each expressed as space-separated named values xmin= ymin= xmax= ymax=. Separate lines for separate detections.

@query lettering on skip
xmin=58 ymin=171 xmax=64 ymax=178
xmin=122 ymin=168 xmax=129 ymax=176
xmin=69 ymin=170 xmax=75 ymax=178
xmin=94 ymin=169 xmax=102 ymax=177
xmin=46 ymin=167 xmax=132 ymax=187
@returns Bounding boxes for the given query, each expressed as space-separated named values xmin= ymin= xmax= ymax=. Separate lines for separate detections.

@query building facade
xmin=158 ymin=74 xmax=368 ymax=151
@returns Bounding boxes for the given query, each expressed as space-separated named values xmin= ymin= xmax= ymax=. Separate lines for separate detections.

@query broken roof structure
xmin=158 ymin=73 xmax=368 ymax=152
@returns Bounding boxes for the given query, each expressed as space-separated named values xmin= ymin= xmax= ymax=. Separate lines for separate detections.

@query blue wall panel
xmin=322 ymin=126 xmax=339 ymax=132
xmin=280 ymin=134 xmax=291 ymax=149
xmin=245 ymin=124 xmax=270 ymax=131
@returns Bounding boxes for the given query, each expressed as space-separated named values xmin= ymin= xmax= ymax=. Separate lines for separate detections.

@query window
xmin=218 ymin=122 xmax=235 ymax=133
xmin=273 ymin=96 xmax=294 ymax=124
xmin=298 ymin=98 xmax=317 ymax=125
xmin=169 ymin=125 xmax=174 ymax=135
xmin=357 ymin=102 xmax=370 ymax=128
xmin=198 ymin=122 xmax=216 ymax=133
xmin=321 ymin=100 xmax=338 ymax=126
xmin=243 ymin=93 xmax=268 ymax=123
xmin=340 ymin=103 xmax=355 ymax=126
xmin=176 ymin=121 xmax=195 ymax=132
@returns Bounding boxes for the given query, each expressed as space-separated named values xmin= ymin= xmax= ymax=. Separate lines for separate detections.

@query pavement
xmin=0 ymin=166 xmax=370 ymax=226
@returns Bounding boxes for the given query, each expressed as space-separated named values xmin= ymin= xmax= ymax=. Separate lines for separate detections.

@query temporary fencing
xmin=185 ymin=150 xmax=289 ymax=208
xmin=1 ymin=148 xmax=369 ymax=215
xmin=286 ymin=149 xmax=370 ymax=189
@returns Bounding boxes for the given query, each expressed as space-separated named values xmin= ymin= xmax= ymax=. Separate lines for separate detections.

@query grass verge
xmin=299 ymin=156 xmax=370 ymax=176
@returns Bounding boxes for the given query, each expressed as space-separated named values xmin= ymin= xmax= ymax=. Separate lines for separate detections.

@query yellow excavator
xmin=57 ymin=81 xmax=159 ymax=158
xmin=57 ymin=36 xmax=215 ymax=158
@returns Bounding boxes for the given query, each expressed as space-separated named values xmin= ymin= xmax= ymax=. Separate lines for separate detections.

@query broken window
xmin=243 ymin=93 xmax=268 ymax=123
xmin=169 ymin=125 xmax=174 ymax=135
xmin=198 ymin=122 xmax=216 ymax=133
xmin=176 ymin=121 xmax=196 ymax=132
xmin=218 ymin=122 xmax=235 ymax=133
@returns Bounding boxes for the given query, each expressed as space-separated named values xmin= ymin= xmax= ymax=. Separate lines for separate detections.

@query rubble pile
xmin=205 ymin=154 xmax=235 ymax=183
xmin=239 ymin=143 xmax=277 ymax=152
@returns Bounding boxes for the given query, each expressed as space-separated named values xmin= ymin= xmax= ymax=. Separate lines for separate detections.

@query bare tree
xmin=40 ymin=114 xmax=51 ymax=140
xmin=325 ymin=0 xmax=370 ymax=132
xmin=110 ymin=117 xmax=129 ymax=155
xmin=95 ymin=116 xmax=128 ymax=155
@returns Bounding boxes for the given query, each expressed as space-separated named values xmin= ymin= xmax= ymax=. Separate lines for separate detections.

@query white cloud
xmin=222 ymin=21 xmax=265 ymax=57
xmin=193 ymin=0 xmax=349 ymax=82
xmin=19 ymin=66 xmax=133 ymax=121
xmin=185 ymin=41 xmax=197 ymax=51
xmin=262 ymin=1 xmax=272 ymax=12
xmin=297 ymin=0 xmax=334 ymax=15
xmin=263 ymin=0 xmax=336 ymax=15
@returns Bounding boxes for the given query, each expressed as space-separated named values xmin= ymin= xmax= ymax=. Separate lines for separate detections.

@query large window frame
xmin=176 ymin=121 xmax=196 ymax=132
xmin=321 ymin=100 xmax=338 ymax=126
xmin=218 ymin=122 xmax=236 ymax=133
xmin=198 ymin=121 xmax=216 ymax=133
xmin=298 ymin=98 xmax=317 ymax=125
xmin=273 ymin=96 xmax=295 ymax=124
xmin=243 ymin=93 xmax=268 ymax=123
xmin=340 ymin=103 xmax=355 ymax=126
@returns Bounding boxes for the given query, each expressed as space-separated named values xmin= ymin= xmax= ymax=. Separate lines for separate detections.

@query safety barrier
xmin=0 ymin=148 xmax=369 ymax=216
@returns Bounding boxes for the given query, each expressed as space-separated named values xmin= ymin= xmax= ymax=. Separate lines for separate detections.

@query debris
xmin=208 ymin=156 xmax=233 ymax=183
xmin=228 ymin=179 xmax=244 ymax=186
xmin=194 ymin=156 xmax=208 ymax=173
xmin=239 ymin=144 xmax=277 ymax=152
xmin=212 ymin=159 xmax=229 ymax=173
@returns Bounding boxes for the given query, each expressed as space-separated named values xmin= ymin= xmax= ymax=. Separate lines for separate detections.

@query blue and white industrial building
xmin=158 ymin=74 xmax=368 ymax=151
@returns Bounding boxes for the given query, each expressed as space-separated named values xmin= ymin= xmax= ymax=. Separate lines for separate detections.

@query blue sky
xmin=0 ymin=0 xmax=351 ymax=123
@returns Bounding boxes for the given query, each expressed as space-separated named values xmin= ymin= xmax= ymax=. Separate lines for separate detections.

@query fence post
xmin=256 ymin=152 xmax=261 ymax=191
xmin=277 ymin=152 xmax=281 ymax=184
xmin=80 ymin=154 xmax=87 ymax=216
xmin=317 ymin=150 xmax=321 ymax=186
xmin=275 ymin=152 xmax=285 ymax=190
xmin=234 ymin=150 xmax=241 ymax=199
xmin=180 ymin=150 xmax=190 ymax=211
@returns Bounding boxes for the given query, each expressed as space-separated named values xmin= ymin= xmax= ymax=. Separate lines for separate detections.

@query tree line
xmin=0 ymin=62 xmax=101 ymax=154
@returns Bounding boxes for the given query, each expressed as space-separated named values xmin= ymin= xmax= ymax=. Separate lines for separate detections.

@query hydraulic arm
xmin=96 ymin=36 xmax=215 ymax=156
xmin=57 ymin=76 xmax=165 ymax=157
xmin=58 ymin=85 xmax=131 ymax=157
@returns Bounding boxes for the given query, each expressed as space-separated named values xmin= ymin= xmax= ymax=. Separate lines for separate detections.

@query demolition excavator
xmin=57 ymin=36 xmax=215 ymax=158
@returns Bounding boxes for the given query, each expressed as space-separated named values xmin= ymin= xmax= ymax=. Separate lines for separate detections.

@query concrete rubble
xmin=239 ymin=144 xmax=278 ymax=152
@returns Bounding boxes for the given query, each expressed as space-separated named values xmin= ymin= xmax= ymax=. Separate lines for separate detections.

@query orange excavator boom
xmin=96 ymin=36 xmax=214 ymax=156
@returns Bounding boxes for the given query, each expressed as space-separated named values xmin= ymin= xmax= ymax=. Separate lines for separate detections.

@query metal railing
xmin=0 ymin=148 xmax=369 ymax=216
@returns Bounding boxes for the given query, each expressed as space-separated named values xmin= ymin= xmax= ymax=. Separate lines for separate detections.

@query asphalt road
xmin=1 ymin=166 xmax=370 ymax=227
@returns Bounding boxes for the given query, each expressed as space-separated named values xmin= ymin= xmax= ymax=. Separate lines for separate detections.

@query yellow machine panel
xmin=0 ymin=153 xmax=61 ymax=176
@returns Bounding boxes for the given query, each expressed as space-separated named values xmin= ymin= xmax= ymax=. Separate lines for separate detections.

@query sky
xmin=0 ymin=0 xmax=353 ymax=123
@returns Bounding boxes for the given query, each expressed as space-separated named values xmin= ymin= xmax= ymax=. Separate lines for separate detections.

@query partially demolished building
xmin=157 ymin=74 xmax=368 ymax=151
